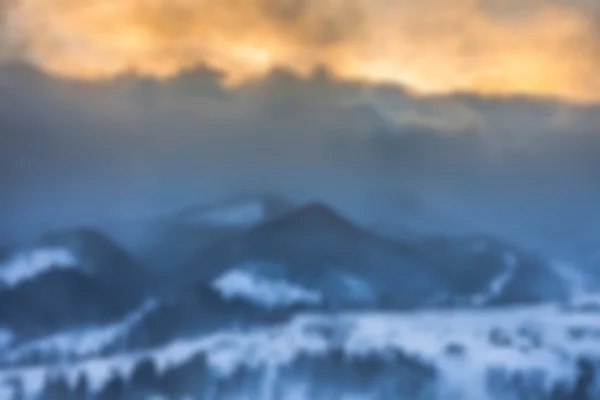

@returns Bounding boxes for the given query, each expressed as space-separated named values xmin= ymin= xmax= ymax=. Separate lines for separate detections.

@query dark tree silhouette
xmin=43 ymin=374 xmax=72 ymax=400
xmin=4 ymin=377 xmax=25 ymax=400
xmin=73 ymin=373 xmax=90 ymax=400
xmin=97 ymin=372 xmax=125 ymax=400
xmin=550 ymin=382 xmax=570 ymax=400
xmin=161 ymin=353 xmax=210 ymax=398
xmin=130 ymin=357 xmax=160 ymax=390
xmin=572 ymin=358 xmax=595 ymax=400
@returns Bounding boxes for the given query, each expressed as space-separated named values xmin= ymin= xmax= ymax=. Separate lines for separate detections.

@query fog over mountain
xmin=0 ymin=200 xmax=599 ymax=399
xmin=1 ymin=64 xmax=600 ymax=260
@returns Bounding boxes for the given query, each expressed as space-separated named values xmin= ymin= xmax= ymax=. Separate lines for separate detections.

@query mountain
xmin=0 ymin=229 xmax=150 ymax=340
xmin=0 ymin=203 xmax=594 ymax=399
xmin=179 ymin=202 xmax=449 ymax=308
xmin=176 ymin=203 xmax=571 ymax=309
xmin=0 ymin=247 xmax=77 ymax=290
xmin=114 ymin=282 xmax=317 ymax=351
xmin=414 ymin=235 xmax=571 ymax=305
xmin=0 ymin=281 xmax=321 ymax=364
xmin=100 ymin=219 xmax=242 ymax=274
xmin=99 ymin=195 xmax=293 ymax=274
xmin=570 ymin=244 xmax=600 ymax=290
xmin=177 ymin=194 xmax=292 ymax=228
xmin=39 ymin=228 xmax=151 ymax=296
xmin=0 ymin=269 xmax=140 ymax=341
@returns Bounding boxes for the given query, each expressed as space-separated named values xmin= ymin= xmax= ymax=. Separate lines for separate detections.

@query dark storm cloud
xmin=0 ymin=64 xmax=599 ymax=255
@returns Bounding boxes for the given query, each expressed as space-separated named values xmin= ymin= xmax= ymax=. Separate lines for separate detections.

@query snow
xmin=212 ymin=269 xmax=323 ymax=309
xmin=471 ymin=252 xmax=518 ymax=305
xmin=0 ymin=385 xmax=14 ymax=400
xmin=0 ymin=329 xmax=13 ymax=350
xmin=336 ymin=272 xmax=377 ymax=303
xmin=1 ymin=300 xmax=158 ymax=364
xmin=565 ymin=293 xmax=600 ymax=312
xmin=551 ymin=261 xmax=590 ymax=297
xmin=0 ymin=247 xmax=77 ymax=288
xmin=2 ymin=300 xmax=600 ymax=398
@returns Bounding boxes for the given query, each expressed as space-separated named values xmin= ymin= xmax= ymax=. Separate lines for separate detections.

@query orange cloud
xmin=2 ymin=0 xmax=600 ymax=101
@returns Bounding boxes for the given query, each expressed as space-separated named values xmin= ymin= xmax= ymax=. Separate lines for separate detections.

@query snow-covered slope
xmin=470 ymin=252 xmax=518 ymax=305
xmin=0 ymin=203 xmax=591 ymax=399
xmin=212 ymin=268 xmax=323 ymax=309
xmin=39 ymin=228 xmax=149 ymax=292
xmin=0 ymin=230 xmax=151 ymax=341
xmin=0 ymin=247 xmax=77 ymax=289
xmin=178 ymin=195 xmax=291 ymax=228
xmin=0 ymin=330 xmax=12 ymax=351
xmin=0 ymin=300 xmax=158 ymax=366
xmin=0 ymin=302 xmax=599 ymax=399
xmin=181 ymin=202 xmax=450 ymax=307
xmin=178 ymin=205 xmax=570 ymax=309
xmin=415 ymin=235 xmax=570 ymax=306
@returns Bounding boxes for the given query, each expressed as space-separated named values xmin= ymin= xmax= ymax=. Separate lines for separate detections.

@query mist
xmin=1 ymin=64 xmax=599 ymax=258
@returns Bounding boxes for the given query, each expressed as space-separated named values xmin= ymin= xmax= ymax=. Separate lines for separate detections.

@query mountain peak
xmin=42 ymin=227 xmax=116 ymax=250
xmin=37 ymin=227 xmax=147 ymax=292
xmin=178 ymin=194 xmax=292 ymax=228
xmin=289 ymin=202 xmax=350 ymax=222
xmin=256 ymin=202 xmax=359 ymax=234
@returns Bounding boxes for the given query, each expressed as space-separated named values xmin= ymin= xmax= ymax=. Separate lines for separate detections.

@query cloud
xmin=1 ymin=64 xmax=599 ymax=253
xmin=1 ymin=0 xmax=600 ymax=101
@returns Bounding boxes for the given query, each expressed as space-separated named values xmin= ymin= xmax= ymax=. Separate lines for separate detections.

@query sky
xmin=2 ymin=0 xmax=600 ymax=100
xmin=1 ymin=0 xmax=600 ymax=259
